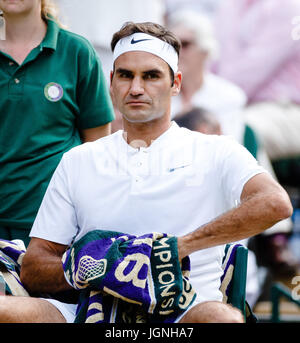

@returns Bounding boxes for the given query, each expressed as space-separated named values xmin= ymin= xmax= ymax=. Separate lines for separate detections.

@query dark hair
xmin=111 ymin=21 xmax=181 ymax=85
xmin=175 ymin=107 xmax=219 ymax=132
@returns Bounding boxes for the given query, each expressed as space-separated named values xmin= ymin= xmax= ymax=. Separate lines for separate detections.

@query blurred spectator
xmin=214 ymin=0 xmax=300 ymax=278
xmin=164 ymin=0 xmax=222 ymax=19
xmin=175 ymin=107 xmax=221 ymax=135
xmin=167 ymin=10 xmax=247 ymax=144
xmin=214 ymin=0 xmax=300 ymax=161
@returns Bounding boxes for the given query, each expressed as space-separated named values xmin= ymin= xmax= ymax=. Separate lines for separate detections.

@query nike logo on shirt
xmin=131 ymin=38 xmax=153 ymax=44
xmin=168 ymin=164 xmax=191 ymax=172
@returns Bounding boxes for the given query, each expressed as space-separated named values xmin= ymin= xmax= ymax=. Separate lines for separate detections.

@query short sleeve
xmin=29 ymin=154 xmax=78 ymax=245
xmin=217 ymin=136 xmax=267 ymax=206
xmin=76 ymin=45 xmax=115 ymax=129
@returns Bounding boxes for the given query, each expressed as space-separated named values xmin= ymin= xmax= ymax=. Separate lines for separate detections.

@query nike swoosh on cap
xmin=131 ymin=38 xmax=153 ymax=44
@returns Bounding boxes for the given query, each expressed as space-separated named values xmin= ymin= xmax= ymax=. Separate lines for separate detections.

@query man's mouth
xmin=126 ymin=100 xmax=149 ymax=106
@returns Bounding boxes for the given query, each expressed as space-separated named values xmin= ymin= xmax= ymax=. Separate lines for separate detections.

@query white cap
xmin=113 ymin=32 xmax=178 ymax=73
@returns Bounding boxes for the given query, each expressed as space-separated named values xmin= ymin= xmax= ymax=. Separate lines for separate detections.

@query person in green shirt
xmin=0 ymin=0 xmax=115 ymax=246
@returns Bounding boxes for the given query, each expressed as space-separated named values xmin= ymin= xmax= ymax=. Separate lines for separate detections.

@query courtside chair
xmin=221 ymin=243 xmax=256 ymax=322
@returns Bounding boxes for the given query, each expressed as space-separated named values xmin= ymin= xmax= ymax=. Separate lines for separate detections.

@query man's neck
xmin=123 ymin=118 xmax=172 ymax=148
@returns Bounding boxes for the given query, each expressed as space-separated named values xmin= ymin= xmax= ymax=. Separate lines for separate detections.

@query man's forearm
xmin=21 ymin=256 xmax=72 ymax=294
xmin=178 ymin=189 xmax=293 ymax=260
xmin=20 ymin=238 xmax=72 ymax=294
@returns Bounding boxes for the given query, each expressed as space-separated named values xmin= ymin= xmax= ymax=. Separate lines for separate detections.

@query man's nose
xmin=129 ymin=76 xmax=144 ymax=96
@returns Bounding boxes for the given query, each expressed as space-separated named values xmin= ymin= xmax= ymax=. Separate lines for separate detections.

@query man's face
xmin=0 ymin=0 xmax=40 ymax=15
xmin=110 ymin=51 xmax=181 ymax=124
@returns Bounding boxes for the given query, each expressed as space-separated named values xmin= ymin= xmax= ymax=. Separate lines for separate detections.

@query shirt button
xmin=14 ymin=78 xmax=20 ymax=84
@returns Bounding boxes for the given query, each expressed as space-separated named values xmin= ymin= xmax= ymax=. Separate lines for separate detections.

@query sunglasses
xmin=181 ymin=40 xmax=196 ymax=49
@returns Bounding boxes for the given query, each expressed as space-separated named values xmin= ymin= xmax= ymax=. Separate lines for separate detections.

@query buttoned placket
xmin=8 ymin=69 xmax=25 ymax=96
xmin=129 ymin=147 xmax=150 ymax=194
xmin=121 ymin=123 xmax=179 ymax=193
xmin=2 ymin=57 xmax=24 ymax=96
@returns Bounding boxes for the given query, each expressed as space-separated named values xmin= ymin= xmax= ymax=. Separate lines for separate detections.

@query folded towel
xmin=0 ymin=239 xmax=29 ymax=296
xmin=62 ymin=230 xmax=196 ymax=323
xmin=0 ymin=237 xmax=251 ymax=322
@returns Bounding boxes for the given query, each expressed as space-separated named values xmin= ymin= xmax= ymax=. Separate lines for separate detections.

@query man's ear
xmin=171 ymin=71 xmax=182 ymax=96
xmin=109 ymin=70 xmax=115 ymax=102
xmin=110 ymin=70 xmax=114 ymax=86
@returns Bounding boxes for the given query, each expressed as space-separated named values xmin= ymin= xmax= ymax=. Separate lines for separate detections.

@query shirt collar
xmin=40 ymin=18 xmax=59 ymax=51
xmin=119 ymin=121 xmax=181 ymax=154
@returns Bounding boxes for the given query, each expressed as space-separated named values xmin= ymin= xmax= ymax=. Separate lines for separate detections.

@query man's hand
xmin=177 ymin=236 xmax=190 ymax=261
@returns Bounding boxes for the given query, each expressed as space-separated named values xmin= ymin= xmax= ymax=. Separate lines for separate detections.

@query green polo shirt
xmin=0 ymin=19 xmax=115 ymax=229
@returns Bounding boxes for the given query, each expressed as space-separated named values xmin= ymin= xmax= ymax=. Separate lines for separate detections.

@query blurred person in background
xmin=0 ymin=0 xmax=114 ymax=246
xmin=175 ymin=106 xmax=221 ymax=136
xmin=214 ymin=0 xmax=300 ymax=162
xmin=167 ymin=9 xmax=247 ymax=144
xmin=214 ymin=0 xmax=300 ymax=278
xmin=164 ymin=0 xmax=222 ymax=20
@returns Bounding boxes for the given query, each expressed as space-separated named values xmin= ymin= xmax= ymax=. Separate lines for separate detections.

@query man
xmin=0 ymin=22 xmax=293 ymax=323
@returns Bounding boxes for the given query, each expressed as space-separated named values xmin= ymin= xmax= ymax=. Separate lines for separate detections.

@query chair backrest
xmin=220 ymin=244 xmax=248 ymax=317
xmin=243 ymin=124 xmax=259 ymax=159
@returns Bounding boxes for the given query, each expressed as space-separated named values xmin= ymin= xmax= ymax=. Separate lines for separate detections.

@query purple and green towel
xmin=62 ymin=230 xmax=197 ymax=323
xmin=0 ymin=236 xmax=251 ymax=322
xmin=0 ymin=239 xmax=29 ymax=296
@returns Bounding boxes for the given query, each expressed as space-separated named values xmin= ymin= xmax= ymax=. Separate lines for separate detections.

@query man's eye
xmin=119 ymin=72 xmax=132 ymax=79
xmin=144 ymin=73 xmax=159 ymax=80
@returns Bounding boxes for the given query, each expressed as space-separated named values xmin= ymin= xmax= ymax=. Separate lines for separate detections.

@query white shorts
xmin=44 ymin=297 xmax=202 ymax=323
xmin=43 ymin=298 xmax=77 ymax=323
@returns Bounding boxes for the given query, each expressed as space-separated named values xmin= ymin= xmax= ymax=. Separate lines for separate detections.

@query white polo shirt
xmin=30 ymin=122 xmax=265 ymax=304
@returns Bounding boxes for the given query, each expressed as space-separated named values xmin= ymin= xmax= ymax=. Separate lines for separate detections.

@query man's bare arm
xmin=20 ymin=238 xmax=72 ymax=294
xmin=177 ymin=173 xmax=293 ymax=260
